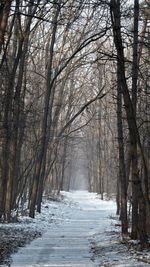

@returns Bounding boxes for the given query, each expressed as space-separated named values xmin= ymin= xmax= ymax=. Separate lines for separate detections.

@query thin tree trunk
xmin=117 ymin=62 xmax=128 ymax=235
xmin=59 ymin=136 xmax=68 ymax=192
xmin=0 ymin=0 xmax=11 ymax=53
xmin=116 ymin=176 xmax=120 ymax=216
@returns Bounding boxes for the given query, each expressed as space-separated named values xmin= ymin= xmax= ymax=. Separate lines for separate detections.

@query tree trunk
xmin=59 ymin=136 xmax=68 ymax=191
xmin=0 ymin=0 xmax=11 ymax=53
xmin=116 ymin=176 xmax=120 ymax=216
xmin=117 ymin=62 xmax=128 ymax=235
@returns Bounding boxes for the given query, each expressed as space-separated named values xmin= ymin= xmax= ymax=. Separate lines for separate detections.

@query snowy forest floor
xmin=0 ymin=191 xmax=150 ymax=266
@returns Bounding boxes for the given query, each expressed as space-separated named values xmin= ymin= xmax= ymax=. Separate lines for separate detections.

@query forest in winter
xmin=0 ymin=0 xmax=150 ymax=260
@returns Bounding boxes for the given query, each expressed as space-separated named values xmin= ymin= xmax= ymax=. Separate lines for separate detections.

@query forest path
xmin=11 ymin=191 xmax=116 ymax=267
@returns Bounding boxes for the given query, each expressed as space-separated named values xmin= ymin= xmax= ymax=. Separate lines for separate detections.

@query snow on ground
xmin=0 ymin=194 xmax=72 ymax=265
xmin=0 ymin=191 xmax=150 ymax=266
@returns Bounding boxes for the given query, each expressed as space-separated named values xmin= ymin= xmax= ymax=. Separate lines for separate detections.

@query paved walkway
xmin=11 ymin=191 xmax=115 ymax=267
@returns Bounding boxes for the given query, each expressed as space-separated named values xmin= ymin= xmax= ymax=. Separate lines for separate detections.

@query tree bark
xmin=117 ymin=62 xmax=128 ymax=235
xmin=0 ymin=0 xmax=11 ymax=53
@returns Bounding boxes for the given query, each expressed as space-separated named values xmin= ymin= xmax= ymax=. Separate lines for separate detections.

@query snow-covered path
xmin=10 ymin=191 xmax=115 ymax=267
xmin=10 ymin=191 xmax=149 ymax=267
